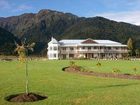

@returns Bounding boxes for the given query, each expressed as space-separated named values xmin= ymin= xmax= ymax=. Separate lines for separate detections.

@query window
xmin=116 ymin=47 xmax=119 ymax=50
xmin=54 ymin=47 xmax=57 ymax=50
xmin=88 ymin=47 xmax=91 ymax=50
xmin=108 ymin=47 xmax=111 ymax=50
xmin=100 ymin=47 xmax=104 ymax=49
xmin=63 ymin=54 xmax=66 ymax=59
xmin=94 ymin=46 xmax=97 ymax=49
xmin=62 ymin=47 xmax=66 ymax=50
xmin=82 ymin=47 xmax=85 ymax=49
xmin=50 ymin=47 xmax=52 ymax=50
xmin=54 ymin=54 xmax=56 ymax=58
xmin=69 ymin=54 xmax=74 ymax=58
xmin=70 ymin=47 xmax=74 ymax=50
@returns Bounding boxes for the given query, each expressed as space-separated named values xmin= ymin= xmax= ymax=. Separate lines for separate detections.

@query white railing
xmin=60 ymin=49 xmax=128 ymax=54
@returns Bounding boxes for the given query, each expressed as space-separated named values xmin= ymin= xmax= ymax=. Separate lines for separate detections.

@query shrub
xmin=133 ymin=67 xmax=137 ymax=75
xmin=112 ymin=68 xmax=121 ymax=74
xmin=69 ymin=61 xmax=75 ymax=67
xmin=96 ymin=62 xmax=101 ymax=67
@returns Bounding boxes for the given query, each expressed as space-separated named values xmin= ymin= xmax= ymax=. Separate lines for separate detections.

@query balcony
xmin=60 ymin=50 xmax=76 ymax=54
xmin=60 ymin=49 xmax=128 ymax=54
xmin=104 ymin=49 xmax=128 ymax=53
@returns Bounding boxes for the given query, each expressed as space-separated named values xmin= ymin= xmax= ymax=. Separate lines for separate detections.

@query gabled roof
xmin=48 ymin=37 xmax=59 ymax=44
xmin=81 ymin=38 xmax=98 ymax=44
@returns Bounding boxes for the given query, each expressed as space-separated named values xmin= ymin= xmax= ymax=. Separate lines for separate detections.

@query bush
xmin=112 ymin=68 xmax=121 ymax=74
xmin=96 ymin=62 xmax=101 ymax=67
xmin=133 ymin=67 xmax=137 ymax=74
xmin=69 ymin=61 xmax=75 ymax=67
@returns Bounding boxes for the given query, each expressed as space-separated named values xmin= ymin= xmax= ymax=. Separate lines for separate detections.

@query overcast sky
xmin=0 ymin=0 xmax=140 ymax=25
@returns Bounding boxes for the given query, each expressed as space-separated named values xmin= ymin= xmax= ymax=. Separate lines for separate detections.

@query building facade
xmin=47 ymin=37 xmax=128 ymax=60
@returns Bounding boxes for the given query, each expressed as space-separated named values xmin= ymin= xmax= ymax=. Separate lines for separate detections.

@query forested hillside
xmin=0 ymin=9 xmax=140 ymax=54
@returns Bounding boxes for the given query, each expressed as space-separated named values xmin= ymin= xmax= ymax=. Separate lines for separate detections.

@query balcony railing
xmin=60 ymin=49 xmax=128 ymax=54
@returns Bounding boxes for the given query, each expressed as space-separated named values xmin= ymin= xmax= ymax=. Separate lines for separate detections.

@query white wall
xmin=47 ymin=44 xmax=59 ymax=60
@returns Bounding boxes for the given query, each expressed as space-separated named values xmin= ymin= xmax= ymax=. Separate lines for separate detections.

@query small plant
xmin=69 ymin=61 xmax=76 ymax=67
xmin=15 ymin=40 xmax=35 ymax=94
xmin=112 ymin=68 xmax=121 ymax=74
xmin=133 ymin=67 xmax=137 ymax=75
xmin=79 ymin=66 xmax=86 ymax=72
xmin=96 ymin=62 xmax=101 ymax=67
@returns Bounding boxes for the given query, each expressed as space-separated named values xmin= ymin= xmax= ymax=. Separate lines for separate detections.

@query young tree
xmin=15 ymin=40 xmax=35 ymax=94
xmin=127 ymin=38 xmax=134 ymax=57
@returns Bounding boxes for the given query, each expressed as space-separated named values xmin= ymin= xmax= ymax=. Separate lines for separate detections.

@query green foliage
xmin=14 ymin=41 xmax=35 ymax=94
xmin=127 ymin=38 xmax=135 ymax=57
xmin=0 ymin=27 xmax=19 ymax=55
xmin=96 ymin=62 xmax=101 ymax=67
xmin=127 ymin=38 xmax=133 ymax=50
xmin=69 ymin=61 xmax=89 ymax=72
xmin=15 ymin=42 xmax=35 ymax=62
xmin=135 ymin=49 xmax=140 ymax=57
xmin=69 ymin=61 xmax=76 ymax=67
xmin=133 ymin=67 xmax=137 ymax=74
xmin=79 ymin=66 xmax=88 ymax=72
xmin=112 ymin=68 xmax=121 ymax=74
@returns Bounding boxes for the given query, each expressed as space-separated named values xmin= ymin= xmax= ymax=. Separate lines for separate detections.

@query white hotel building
xmin=47 ymin=37 xmax=128 ymax=60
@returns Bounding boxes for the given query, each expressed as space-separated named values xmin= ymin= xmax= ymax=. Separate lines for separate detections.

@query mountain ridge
xmin=0 ymin=9 xmax=140 ymax=54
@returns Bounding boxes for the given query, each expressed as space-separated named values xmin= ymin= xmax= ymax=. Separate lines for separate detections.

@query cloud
xmin=0 ymin=0 xmax=33 ymax=13
xmin=0 ymin=0 xmax=11 ymax=9
xmin=85 ymin=0 xmax=140 ymax=26
xmin=96 ymin=11 xmax=140 ymax=25
xmin=12 ymin=4 xmax=33 ymax=12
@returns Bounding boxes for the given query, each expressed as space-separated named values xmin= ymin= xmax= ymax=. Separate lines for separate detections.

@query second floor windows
xmin=49 ymin=46 xmax=58 ymax=51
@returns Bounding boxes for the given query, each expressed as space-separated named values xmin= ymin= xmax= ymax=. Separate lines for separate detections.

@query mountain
xmin=0 ymin=9 xmax=79 ymax=54
xmin=62 ymin=17 xmax=140 ymax=47
xmin=0 ymin=9 xmax=140 ymax=54
xmin=0 ymin=27 xmax=19 ymax=55
xmin=0 ymin=9 xmax=79 ymax=42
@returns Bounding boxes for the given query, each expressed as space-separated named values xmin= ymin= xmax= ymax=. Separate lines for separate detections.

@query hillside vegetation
xmin=0 ymin=27 xmax=19 ymax=55
xmin=0 ymin=9 xmax=140 ymax=54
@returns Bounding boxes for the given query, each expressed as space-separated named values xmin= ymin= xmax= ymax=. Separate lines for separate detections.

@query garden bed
xmin=5 ymin=93 xmax=47 ymax=102
xmin=63 ymin=66 xmax=140 ymax=80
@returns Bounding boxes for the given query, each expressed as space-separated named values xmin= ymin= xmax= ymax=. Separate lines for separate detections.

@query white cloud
xmin=96 ymin=11 xmax=140 ymax=25
xmin=0 ymin=0 xmax=33 ymax=13
xmin=85 ymin=0 xmax=140 ymax=25
xmin=12 ymin=4 xmax=33 ymax=12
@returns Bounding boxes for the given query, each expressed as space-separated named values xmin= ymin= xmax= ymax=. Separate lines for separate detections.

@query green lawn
xmin=0 ymin=60 xmax=140 ymax=105
xmin=76 ymin=60 xmax=140 ymax=74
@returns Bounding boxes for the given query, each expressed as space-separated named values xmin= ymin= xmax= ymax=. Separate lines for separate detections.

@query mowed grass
xmin=0 ymin=60 xmax=140 ymax=105
xmin=76 ymin=60 xmax=140 ymax=74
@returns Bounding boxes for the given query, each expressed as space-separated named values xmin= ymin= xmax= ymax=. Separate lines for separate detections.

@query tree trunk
xmin=25 ymin=58 xmax=29 ymax=94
